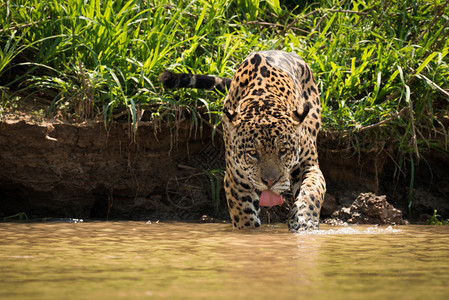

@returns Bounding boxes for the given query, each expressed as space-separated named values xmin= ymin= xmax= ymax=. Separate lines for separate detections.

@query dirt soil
xmin=1 ymin=112 xmax=448 ymax=224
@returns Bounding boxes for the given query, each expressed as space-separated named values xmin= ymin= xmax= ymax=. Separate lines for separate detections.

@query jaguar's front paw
xmin=287 ymin=205 xmax=319 ymax=232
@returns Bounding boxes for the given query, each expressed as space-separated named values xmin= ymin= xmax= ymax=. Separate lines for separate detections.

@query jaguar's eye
xmin=247 ymin=149 xmax=258 ymax=158
xmin=279 ymin=147 xmax=288 ymax=155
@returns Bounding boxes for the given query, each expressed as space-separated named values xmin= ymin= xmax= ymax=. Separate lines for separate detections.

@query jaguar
xmin=159 ymin=50 xmax=326 ymax=231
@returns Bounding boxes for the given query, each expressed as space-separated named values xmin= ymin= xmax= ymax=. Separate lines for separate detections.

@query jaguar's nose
xmin=262 ymin=177 xmax=278 ymax=188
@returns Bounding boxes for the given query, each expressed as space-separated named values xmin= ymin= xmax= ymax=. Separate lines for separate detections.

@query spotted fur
xmin=160 ymin=50 xmax=326 ymax=231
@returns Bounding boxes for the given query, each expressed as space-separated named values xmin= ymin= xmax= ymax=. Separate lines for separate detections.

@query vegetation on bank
xmin=426 ymin=210 xmax=449 ymax=225
xmin=1 ymin=1 xmax=448 ymax=170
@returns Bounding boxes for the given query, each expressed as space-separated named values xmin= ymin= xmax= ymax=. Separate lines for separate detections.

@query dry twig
xmin=340 ymin=107 xmax=409 ymax=134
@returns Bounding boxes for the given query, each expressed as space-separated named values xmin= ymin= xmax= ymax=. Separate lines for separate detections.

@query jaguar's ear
xmin=223 ymin=107 xmax=241 ymax=128
xmin=292 ymin=102 xmax=310 ymax=125
xmin=223 ymin=107 xmax=235 ymax=122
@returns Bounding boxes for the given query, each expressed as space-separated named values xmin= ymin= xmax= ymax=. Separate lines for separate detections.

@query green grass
xmin=426 ymin=210 xmax=449 ymax=225
xmin=1 ymin=0 xmax=448 ymax=161
xmin=2 ymin=212 xmax=28 ymax=221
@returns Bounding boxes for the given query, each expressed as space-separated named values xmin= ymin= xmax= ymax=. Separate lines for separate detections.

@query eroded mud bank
xmin=1 ymin=118 xmax=448 ymax=223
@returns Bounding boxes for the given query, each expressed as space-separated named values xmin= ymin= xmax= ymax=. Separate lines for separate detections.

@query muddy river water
xmin=1 ymin=222 xmax=448 ymax=299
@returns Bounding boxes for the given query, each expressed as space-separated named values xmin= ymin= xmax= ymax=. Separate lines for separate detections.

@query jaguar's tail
xmin=158 ymin=70 xmax=231 ymax=94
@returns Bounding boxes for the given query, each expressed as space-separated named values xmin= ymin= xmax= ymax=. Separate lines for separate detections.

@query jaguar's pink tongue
xmin=259 ymin=190 xmax=283 ymax=207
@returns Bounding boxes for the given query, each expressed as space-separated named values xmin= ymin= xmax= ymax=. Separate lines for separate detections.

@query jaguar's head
xmin=223 ymin=97 xmax=310 ymax=206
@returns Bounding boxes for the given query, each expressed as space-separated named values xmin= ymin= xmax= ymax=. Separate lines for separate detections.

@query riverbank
xmin=1 ymin=112 xmax=448 ymax=224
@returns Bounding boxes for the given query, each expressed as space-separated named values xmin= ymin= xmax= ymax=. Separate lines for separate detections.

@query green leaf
xmin=415 ymin=52 xmax=439 ymax=74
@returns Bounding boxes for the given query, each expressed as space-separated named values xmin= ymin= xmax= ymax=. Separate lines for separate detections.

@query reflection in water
xmin=0 ymin=222 xmax=448 ymax=299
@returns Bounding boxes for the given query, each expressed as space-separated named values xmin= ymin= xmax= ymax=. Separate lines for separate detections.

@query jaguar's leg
xmin=224 ymin=172 xmax=261 ymax=229
xmin=289 ymin=164 xmax=326 ymax=231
